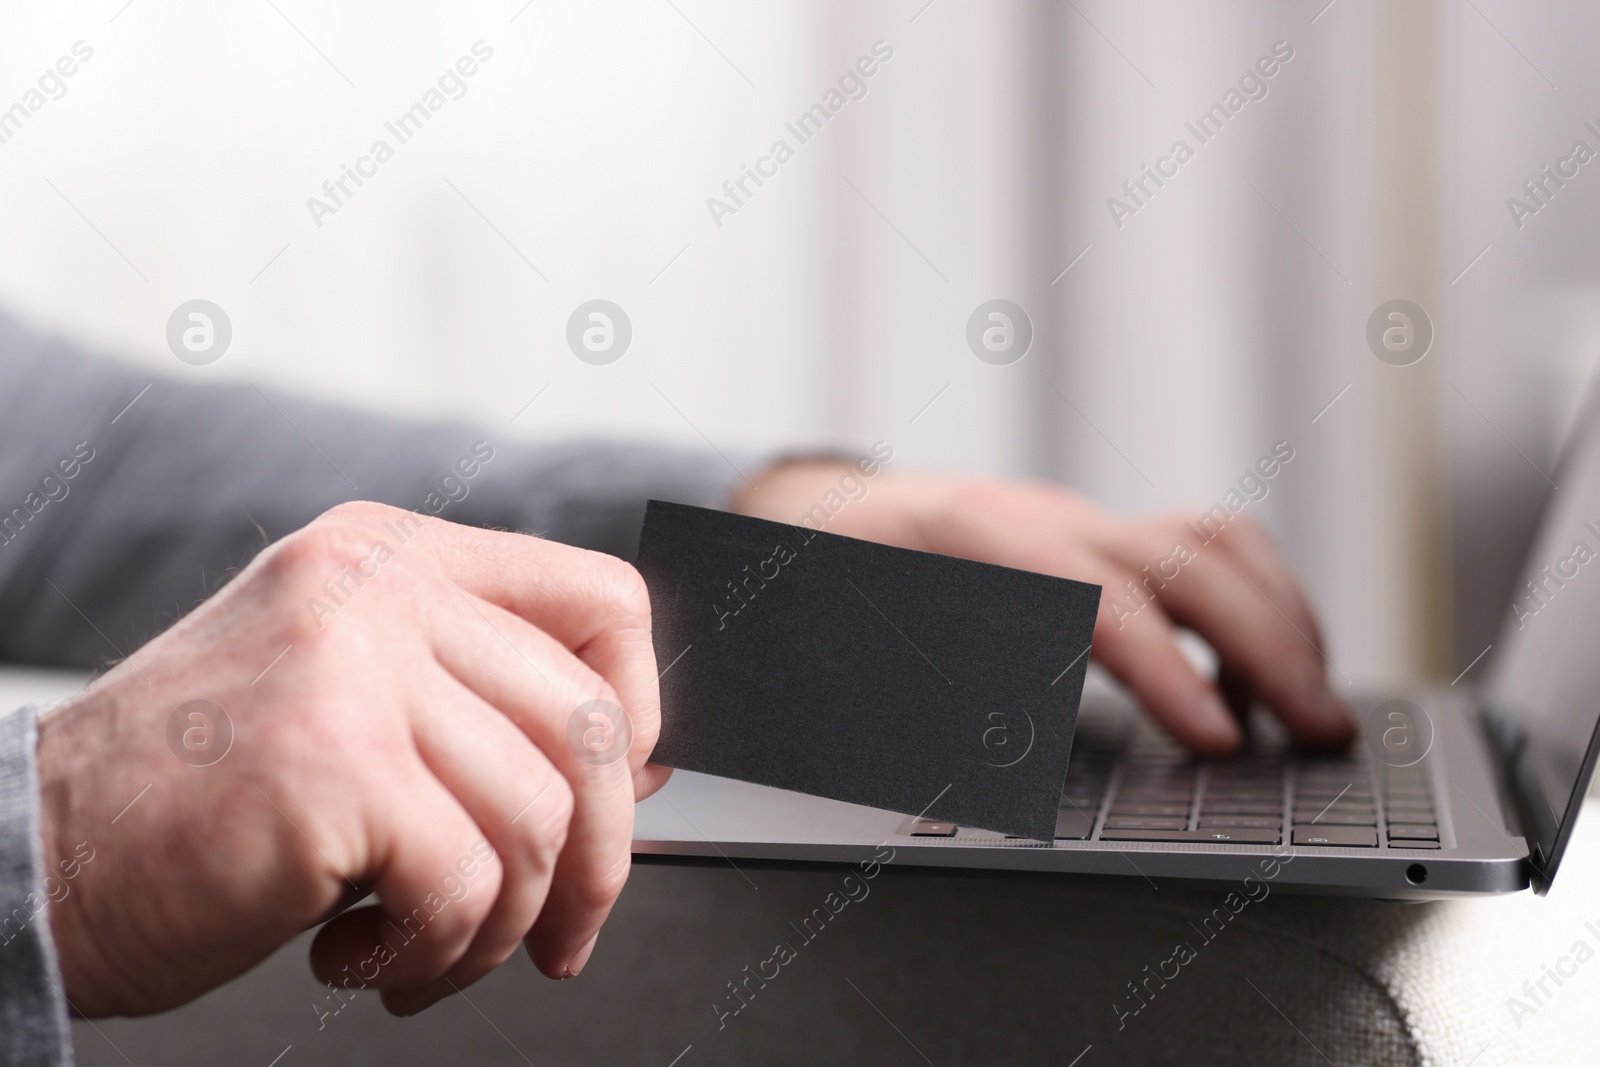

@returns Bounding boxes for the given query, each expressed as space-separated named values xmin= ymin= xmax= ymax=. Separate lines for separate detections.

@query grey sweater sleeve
xmin=0 ymin=706 xmax=72 ymax=1067
xmin=0 ymin=309 xmax=754 ymax=667
xmin=0 ymin=309 xmax=755 ymax=1062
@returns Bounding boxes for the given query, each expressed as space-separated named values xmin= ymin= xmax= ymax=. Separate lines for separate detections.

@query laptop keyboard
xmin=908 ymin=707 xmax=1443 ymax=848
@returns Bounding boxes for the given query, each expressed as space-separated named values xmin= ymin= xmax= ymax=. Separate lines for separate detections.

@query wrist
xmin=733 ymin=455 xmax=952 ymax=552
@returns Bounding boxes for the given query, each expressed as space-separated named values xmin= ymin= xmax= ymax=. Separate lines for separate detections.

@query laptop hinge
xmin=1480 ymin=704 xmax=1554 ymax=889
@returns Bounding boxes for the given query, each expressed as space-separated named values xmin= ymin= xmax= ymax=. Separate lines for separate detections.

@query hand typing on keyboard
xmin=736 ymin=462 xmax=1357 ymax=756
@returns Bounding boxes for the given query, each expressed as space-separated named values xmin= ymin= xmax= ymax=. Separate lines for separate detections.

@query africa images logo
xmin=166 ymin=300 xmax=232 ymax=365
xmin=165 ymin=700 xmax=233 ymax=767
xmin=566 ymin=300 xmax=632 ymax=365
xmin=1365 ymin=299 xmax=1433 ymax=367
xmin=966 ymin=300 xmax=1033 ymax=366
xmin=566 ymin=699 xmax=632 ymax=766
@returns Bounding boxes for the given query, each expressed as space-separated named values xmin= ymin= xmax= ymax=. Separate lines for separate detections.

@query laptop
xmin=634 ymin=390 xmax=1600 ymax=899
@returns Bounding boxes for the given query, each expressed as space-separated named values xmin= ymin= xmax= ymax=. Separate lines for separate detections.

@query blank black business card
xmin=635 ymin=500 xmax=1101 ymax=841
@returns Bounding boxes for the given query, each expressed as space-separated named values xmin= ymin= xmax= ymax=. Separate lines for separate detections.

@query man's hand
xmin=736 ymin=462 xmax=1354 ymax=755
xmin=36 ymin=502 xmax=661 ymax=1018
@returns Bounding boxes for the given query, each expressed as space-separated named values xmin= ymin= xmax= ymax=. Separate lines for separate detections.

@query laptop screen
xmin=1486 ymin=385 xmax=1600 ymax=890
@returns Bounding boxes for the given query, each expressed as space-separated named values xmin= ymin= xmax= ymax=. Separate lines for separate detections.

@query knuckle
xmin=439 ymin=868 xmax=501 ymax=938
xmin=317 ymin=499 xmax=406 ymax=528
xmin=460 ymin=859 xmax=504 ymax=925
xmin=1150 ymin=510 xmax=1192 ymax=536
xmin=956 ymin=477 xmax=1016 ymax=513
xmin=419 ymin=841 xmax=502 ymax=936
xmin=260 ymin=521 xmax=370 ymax=584
xmin=591 ymin=554 xmax=652 ymax=622
xmin=1229 ymin=512 xmax=1265 ymax=536
xmin=588 ymin=674 xmax=623 ymax=711
xmin=253 ymin=525 xmax=390 ymax=644
xmin=516 ymin=776 xmax=575 ymax=867
xmin=1267 ymin=630 xmax=1316 ymax=668
xmin=1146 ymin=517 xmax=1193 ymax=552
xmin=575 ymin=853 xmax=632 ymax=912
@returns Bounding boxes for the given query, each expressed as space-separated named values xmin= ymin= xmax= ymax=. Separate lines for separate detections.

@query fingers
xmin=309 ymin=765 xmax=499 ymax=994
xmin=1101 ymin=519 xmax=1354 ymax=748
xmin=938 ymin=524 xmax=1245 ymax=754
xmin=933 ymin=523 xmax=1246 ymax=755
xmin=382 ymin=675 xmax=575 ymax=1015
xmin=1204 ymin=515 xmax=1326 ymax=647
xmin=295 ymin=505 xmax=646 ymax=999
xmin=425 ymin=587 xmax=637 ymax=982
xmin=1090 ymin=586 xmax=1242 ymax=755
xmin=634 ymin=762 xmax=674 ymax=797
xmin=395 ymin=512 xmax=664 ymax=795
xmin=1146 ymin=553 xmax=1350 ymax=745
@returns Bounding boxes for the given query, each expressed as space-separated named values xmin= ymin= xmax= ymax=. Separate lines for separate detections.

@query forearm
xmin=0 ymin=310 xmax=747 ymax=668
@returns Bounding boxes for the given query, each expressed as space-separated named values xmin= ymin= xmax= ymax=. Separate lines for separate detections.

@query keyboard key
xmin=1203 ymin=801 xmax=1282 ymax=815
xmin=1297 ymin=791 xmax=1372 ymax=804
xmin=1295 ymin=800 xmax=1371 ymax=811
xmin=1100 ymin=827 xmax=1280 ymax=844
xmin=1105 ymin=816 xmax=1187 ymax=830
xmin=1387 ymin=838 xmax=1440 ymax=849
xmin=1110 ymin=803 xmax=1191 ymax=817
xmin=1292 ymin=825 xmax=1378 ymax=847
xmin=1199 ymin=816 xmax=1279 ymax=829
xmin=1387 ymin=823 xmax=1438 ymax=840
xmin=1055 ymin=810 xmax=1094 ymax=840
xmin=1298 ymin=774 xmax=1360 ymax=782
xmin=1293 ymin=811 xmax=1376 ymax=826
xmin=1294 ymin=801 xmax=1373 ymax=815
xmin=910 ymin=820 xmax=958 ymax=837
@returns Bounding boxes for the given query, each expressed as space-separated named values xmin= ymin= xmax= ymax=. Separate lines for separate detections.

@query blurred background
xmin=0 ymin=0 xmax=1592 ymax=689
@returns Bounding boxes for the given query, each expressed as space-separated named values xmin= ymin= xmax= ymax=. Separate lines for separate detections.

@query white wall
xmin=2 ymin=0 xmax=1594 ymax=685
xmin=0 ymin=0 xmax=836 ymax=448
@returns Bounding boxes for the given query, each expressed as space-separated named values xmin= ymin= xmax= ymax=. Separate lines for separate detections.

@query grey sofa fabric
xmin=68 ymin=802 xmax=1600 ymax=1066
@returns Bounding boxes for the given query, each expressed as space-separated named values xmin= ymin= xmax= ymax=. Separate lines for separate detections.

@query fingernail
xmin=1197 ymin=694 xmax=1241 ymax=749
xmin=563 ymin=932 xmax=599 ymax=978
